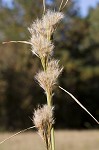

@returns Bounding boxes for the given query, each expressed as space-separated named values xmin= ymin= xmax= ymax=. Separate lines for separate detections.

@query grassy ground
xmin=0 ymin=130 xmax=99 ymax=150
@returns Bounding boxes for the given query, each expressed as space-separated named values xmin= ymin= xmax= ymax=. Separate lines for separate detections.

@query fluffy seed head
xmin=28 ymin=19 xmax=45 ymax=36
xmin=35 ymin=59 xmax=63 ymax=93
xmin=47 ymin=59 xmax=63 ymax=76
xmin=33 ymin=105 xmax=54 ymax=140
xmin=28 ymin=10 xmax=64 ymax=38
xmin=42 ymin=10 xmax=64 ymax=28
xmin=28 ymin=10 xmax=64 ymax=58
xmin=30 ymin=33 xmax=54 ymax=58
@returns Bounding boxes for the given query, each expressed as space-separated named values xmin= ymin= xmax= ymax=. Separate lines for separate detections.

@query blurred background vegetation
xmin=0 ymin=0 xmax=99 ymax=130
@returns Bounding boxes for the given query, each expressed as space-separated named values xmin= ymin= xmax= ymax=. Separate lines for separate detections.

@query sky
xmin=2 ymin=0 xmax=99 ymax=17
xmin=78 ymin=0 xmax=99 ymax=16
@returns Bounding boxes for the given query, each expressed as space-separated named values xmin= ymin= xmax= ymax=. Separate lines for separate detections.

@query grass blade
xmin=0 ymin=126 xmax=35 ymax=145
xmin=2 ymin=41 xmax=32 ymax=45
xmin=59 ymin=86 xmax=99 ymax=125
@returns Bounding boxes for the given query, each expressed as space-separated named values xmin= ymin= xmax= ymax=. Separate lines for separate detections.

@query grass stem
xmin=51 ymin=127 xmax=55 ymax=150
xmin=47 ymin=92 xmax=55 ymax=150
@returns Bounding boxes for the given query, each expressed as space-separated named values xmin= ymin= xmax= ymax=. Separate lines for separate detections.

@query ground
xmin=0 ymin=130 xmax=99 ymax=150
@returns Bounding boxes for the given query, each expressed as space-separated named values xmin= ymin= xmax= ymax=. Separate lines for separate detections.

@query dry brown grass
xmin=0 ymin=130 xmax=99 ymax=150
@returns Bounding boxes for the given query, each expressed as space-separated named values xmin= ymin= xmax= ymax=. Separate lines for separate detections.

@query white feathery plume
xmin=28 ymin=19 xmax=45 ymax=36
xmin=30 ymin=33 xmax=54 ymax=58
xmin=28 ymin=10 xmax=64 ymax=38
xmin=42 ymin=10 xmax=64 ymax=28
xmin=33 ymin=104 xmax=54 ymax=145
xmin=35 ymin=59 xmax=63 ymax=93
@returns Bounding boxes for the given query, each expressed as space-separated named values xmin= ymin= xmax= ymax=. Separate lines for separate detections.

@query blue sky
xmin=78 ymin=0 xmax=99 ymax=16
xmin=2 ymin=0 xmax=99 ymax=16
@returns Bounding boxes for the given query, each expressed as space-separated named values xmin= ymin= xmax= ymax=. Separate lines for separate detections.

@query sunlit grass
xmin=0 ymin=130 xmax=99 ymax=150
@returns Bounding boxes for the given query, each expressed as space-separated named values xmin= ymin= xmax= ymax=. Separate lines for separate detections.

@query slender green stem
xmin=43 ymin=0 xmax=46 ymax=14
xmin=46 ymin=92 xmax=52 ymax=106
xmin=47 ymin=92 xmax=55 ymax=150
xmin=41 ymin=57 xmax=46 ymax=71
xmin=51 ymin=127 xmax=55 ymax=150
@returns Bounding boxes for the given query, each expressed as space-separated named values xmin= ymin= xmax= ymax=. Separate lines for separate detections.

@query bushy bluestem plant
xmin=1 ymin=1 xmax=99 ymax=150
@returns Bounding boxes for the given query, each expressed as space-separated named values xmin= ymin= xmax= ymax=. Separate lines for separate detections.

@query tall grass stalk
xmin=43 ymin=0 xmax=46 ymax=14
xmin=1 ymin=0 xmax=99 ymax=149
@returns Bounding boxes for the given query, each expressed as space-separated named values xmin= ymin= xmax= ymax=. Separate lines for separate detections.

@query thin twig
xmin=2 ymin=41 xmax=32 ymax=45
xmin=0 ymin=126 xmax=35 ymax=145
xmin=60 ymin=0 xmax=69 ymax=11
xmin=59 ymin=86 xmax=99 ymax=124
xmin=43 ymin=0 xmax=46 ymax=14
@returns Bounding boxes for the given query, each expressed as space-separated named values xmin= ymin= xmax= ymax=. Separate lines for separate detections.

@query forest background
xmin=0 ymin=0 xmax=99 ymax=130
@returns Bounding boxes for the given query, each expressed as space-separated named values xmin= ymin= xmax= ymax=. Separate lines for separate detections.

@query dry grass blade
xmin=0 ymin=126 xmax=35 ymax=145
xmin=60 ymin=0 xmax=69 ymax=11
xmin=2 ymin=41 xmax=32 ymax=45
xmin=59 ymin=86 xmax=99 ymax=125
xmin=59 ymin=0 xmax=64 ymax=11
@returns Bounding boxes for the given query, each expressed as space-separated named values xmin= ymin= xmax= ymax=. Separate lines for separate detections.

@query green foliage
xmin=0 ymin=0 xmax=99 ymax=130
